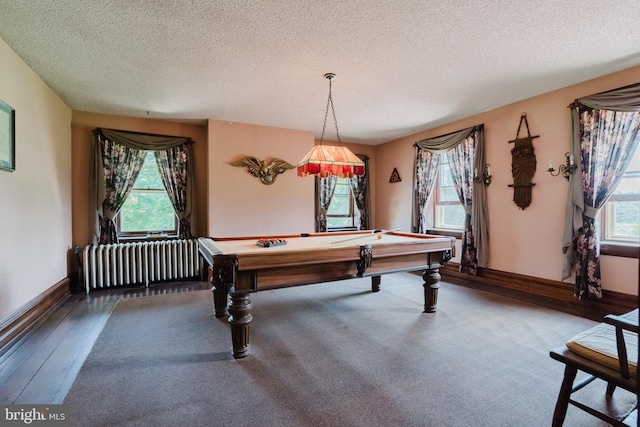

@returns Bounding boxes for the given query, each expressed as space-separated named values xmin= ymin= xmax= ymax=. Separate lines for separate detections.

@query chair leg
xmin=552 ymin=364 xmax=578 ymax=427
xmin=606 ymin=381 xmax=616 ymax=396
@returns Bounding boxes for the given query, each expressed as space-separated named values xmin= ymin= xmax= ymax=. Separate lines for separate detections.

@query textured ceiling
xmin=1 ymin=1 xmax=639 ymax=145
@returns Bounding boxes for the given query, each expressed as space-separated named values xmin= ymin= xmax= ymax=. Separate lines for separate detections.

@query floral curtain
xmin=91 ymin=128 xmax=194 ymax=244
xmin=447 ymin=135 xmax=477 ymax=274
xmin=412 ymin=125 xmax=489 ymax=271
xmin=315 ymin=175 xmax=337 ymax=232
xmin=97 ymin=135 xmax=146 ymax=244
xmin=414 ymin=149 xmax=440 ymax=234
xmin=155 ymin=144 xmax=193 ymax=239
xmin=349 ymin=154 xmax=370 ymax=230
xmin=563 ymin=107 xmax=640 ymax=299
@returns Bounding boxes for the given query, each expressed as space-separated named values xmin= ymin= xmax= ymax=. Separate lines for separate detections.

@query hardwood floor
xmin=0 ymin=281 xmax=211 ymax=404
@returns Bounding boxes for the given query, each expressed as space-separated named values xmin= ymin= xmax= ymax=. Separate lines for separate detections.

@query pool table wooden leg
xmin=228 ymin=291 xmax=253 ymax=359
xmin=210 ymin=254 xmax=237 ymax=318
xmin=423 ymin=268 xmax=440 ymax=313
xmin=211 ymin=285 xmax=229 ymax=318
xmin=371 ymin=275 xmax=381 ymax=292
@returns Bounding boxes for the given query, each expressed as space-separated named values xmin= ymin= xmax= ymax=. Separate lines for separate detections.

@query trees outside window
xmin=118 ymin=151 xmax=176 ymax=235
xmin=327 ymin=178 xmax=355 ymax=229
xmin=602 ymin=146 xmax=640 ymax=243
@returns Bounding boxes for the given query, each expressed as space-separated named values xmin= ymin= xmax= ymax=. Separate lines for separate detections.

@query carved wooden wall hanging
xmin=389 ymin=167 xmax=401 ymax=183
xmin=231 ymin=156 xmax=294 ymax=185
xmin=508 ymin=113 xmax=539 ymax=210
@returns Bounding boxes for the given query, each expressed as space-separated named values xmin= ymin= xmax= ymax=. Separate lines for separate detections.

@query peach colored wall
xmin=70 ymin=112 xmax=209 ymax=247
xmin=208 ymin=120 xmax=316 ymax=236
xmin=0 ymin=39 xmax=72 ymax=320
xmin=375 ymin=66 xmax=640 ymax=295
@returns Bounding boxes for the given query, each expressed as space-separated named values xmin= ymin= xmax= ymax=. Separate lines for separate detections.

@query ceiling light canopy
xmin=297 ymin=73 xmax=364 ymax=178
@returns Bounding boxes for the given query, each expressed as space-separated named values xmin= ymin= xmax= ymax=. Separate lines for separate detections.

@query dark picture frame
xmin=0 ymin=98 xmax=15 ymax=172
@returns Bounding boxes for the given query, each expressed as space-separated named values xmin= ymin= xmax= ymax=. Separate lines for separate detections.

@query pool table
xmin=198 ymin=230 xmax=455 ymax=358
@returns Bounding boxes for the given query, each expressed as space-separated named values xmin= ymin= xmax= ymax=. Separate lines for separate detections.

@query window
xmin=118 ymin=151 xmax=177 ymax=236
xmin=602 ymin=146 xmax=640 ymax=244
xmin=327 ymin=178 xmax=356 ymax=229
xmin=434 ymin=153 xmax=465 ymax=230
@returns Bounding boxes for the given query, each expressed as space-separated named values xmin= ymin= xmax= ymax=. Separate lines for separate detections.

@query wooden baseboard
xmin=0 ymin=278 xmax=71 ymax=357
xmin=438 ymin=264 xmax=637 ymax=322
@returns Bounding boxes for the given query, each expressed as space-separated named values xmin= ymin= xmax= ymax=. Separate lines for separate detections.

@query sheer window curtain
xmin=412 ymin=125 xmax=489 ymax=272
xmin=561 ymin=83 xmax=640 ymax=299
xmin=91 ymin=128 xmax=194 ymax=244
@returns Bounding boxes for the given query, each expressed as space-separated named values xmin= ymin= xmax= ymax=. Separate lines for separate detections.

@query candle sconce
xmin=547 ymin=152 xmax=577 ymax=180
xmin=473 ymin=164 xmax=492 ymax=186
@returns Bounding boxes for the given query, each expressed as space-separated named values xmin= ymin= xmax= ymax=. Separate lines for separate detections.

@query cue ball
xmin=377 ymin=234 xmax=382 ymax=239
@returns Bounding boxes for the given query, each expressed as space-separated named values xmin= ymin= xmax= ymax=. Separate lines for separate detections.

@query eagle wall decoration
xmin=231 ymin=156 xmax=295 ymax=185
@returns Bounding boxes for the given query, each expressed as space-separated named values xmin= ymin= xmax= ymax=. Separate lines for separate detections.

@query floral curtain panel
xmin=562 ymin=93 xmax=640 ymax=299
xmin=413 ymin=149 xmax=440 ymax=234
xmin=447 ymin=135 xmax=477 ymax=274
xmin=349 ymin=154 xmax=370 ymax=230
xmin=97 ymin=135 xmax=146 ymax=244
xmin=315 ymin=175 xmax=337 ymax=232
xmin=155 ymin=144 xmax=193 ymax=239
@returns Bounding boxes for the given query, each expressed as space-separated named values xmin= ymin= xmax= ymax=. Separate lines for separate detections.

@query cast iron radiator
xmin=82 ymin=239 xmax=201 ymax=293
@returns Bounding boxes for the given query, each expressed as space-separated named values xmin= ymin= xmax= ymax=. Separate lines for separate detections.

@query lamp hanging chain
xmin=319 ymin=76 xmax=342 ymax=145
xmin=328 ymin=79 xmax=342 ymax=144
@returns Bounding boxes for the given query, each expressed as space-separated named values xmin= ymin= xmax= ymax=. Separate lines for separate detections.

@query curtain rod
xmin=412 ymin=124 xmax=483 ymax=147
xmin=94 ymin=127 xmax=195 ymax=143
xmin=567 ymin=81 xmax=640 ymax=109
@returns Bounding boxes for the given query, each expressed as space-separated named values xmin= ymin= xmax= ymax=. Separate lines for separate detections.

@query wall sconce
xmin=474 ymin=164 xmax=492 ymax=186
xmin=547 ymin=152 xmax=577 ymax=180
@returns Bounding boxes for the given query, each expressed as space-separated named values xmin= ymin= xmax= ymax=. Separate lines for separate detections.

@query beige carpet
xmin=64 ymin=273 xmax=636 ymax=426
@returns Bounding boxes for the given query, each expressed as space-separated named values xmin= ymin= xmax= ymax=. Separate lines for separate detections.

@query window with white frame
xmin=118 ymin=151 xmax=177 ymax=236
xmin=327 ymin=178 xmax=356 ymax=229
xmin=434 ymin=153 xmax=465 ymax=230
xmin=602 ymin=145 xmax=640 ymax=243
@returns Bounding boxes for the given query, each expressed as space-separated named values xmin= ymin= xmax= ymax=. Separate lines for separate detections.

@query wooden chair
xmin=550 ymin=309 xmax=638 ymax=426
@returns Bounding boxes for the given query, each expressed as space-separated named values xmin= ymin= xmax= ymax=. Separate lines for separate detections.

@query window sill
xmin=327 ymin=226 xmax=359 ymax=232
xmin=425 ymin=229 xmax=463 ymax=239
xmin=600 ymin=242 xmax=640 ymax=259
xmin=118 ymin=234 xmax=179 ymax=243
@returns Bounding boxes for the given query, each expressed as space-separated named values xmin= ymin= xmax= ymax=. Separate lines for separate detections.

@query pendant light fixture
xmin=297 ymin=73 xmax=365 ymax=178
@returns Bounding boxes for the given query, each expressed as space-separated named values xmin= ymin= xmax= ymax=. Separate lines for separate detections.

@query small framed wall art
xmin=0 ymin=98 xmax=15 ymax=172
